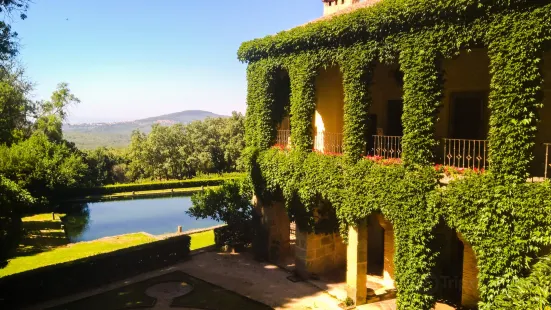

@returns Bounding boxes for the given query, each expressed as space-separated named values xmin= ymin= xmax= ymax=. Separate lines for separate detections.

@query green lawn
xmin=1 ymin=213 xmax=217 ymax=278
xmin=189 ymin=230 xmax=216 ymax=251
xmin=0 ymin=232 xmax=155 ymax=277
xmin=93 ymin=185 xmax=220 ymax=200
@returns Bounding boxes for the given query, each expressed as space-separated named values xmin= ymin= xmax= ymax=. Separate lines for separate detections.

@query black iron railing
xmin=443 ymin=138 xmax=488 ymax=170
xmin=313 ymin=131 xmax=343 ymax=154
xmin=372 ymin=135 xmax=403 ymax=159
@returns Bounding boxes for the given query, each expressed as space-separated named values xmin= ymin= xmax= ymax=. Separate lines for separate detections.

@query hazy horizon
xmin=10 ymin=1 xmax=322 ymax=123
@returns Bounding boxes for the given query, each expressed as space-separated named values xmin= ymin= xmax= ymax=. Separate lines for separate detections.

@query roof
xmin=311 ymin=0 xmax=384 ymax=25
xmin=238 ymin=0 xmax=548 ymax=63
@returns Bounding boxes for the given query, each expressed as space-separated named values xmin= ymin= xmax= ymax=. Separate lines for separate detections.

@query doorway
xmin=432 ymin=224 xmax=464 ymax=306
xmin=450 ymin=93 xmax=488 ymax=140
xmin=387 ymin=100 xmax=403 ymax=137
xmin=367 ymin=214 xmax=384 ymax=276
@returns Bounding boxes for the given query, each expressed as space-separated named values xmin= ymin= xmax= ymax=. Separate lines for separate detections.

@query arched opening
xmin=438 ymin=49 xmax=491 ymax=170
xmin=367 ymin=213 xmax=384 ymax=276
xmin=534 ymin=51 xmax=551 ymax=179
xmin=273 ymin=68 xmax=291 ymax=149
xmin=432 ymin=222 xmax=481 ymax=309
xmin=368 ymin=62 xmax=404 ymax=159
xmin=364 ymin=213 xmax=397 ymax=302
xmin=314 ymin=66 xmax=345 ymax=154
xmin=432 ymin=223 xmax=465 ymax=306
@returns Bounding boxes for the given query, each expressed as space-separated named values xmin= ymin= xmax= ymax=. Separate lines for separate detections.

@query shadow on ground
xmin=48 ymin=271 xmax=271 ymax=310
xmin=14 ymin=220 xmax=68 ymax=257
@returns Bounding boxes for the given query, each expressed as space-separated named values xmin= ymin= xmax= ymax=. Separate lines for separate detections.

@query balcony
xmin=275 ymin=130 xmax=291 ymax=149
xmin=314 ymin=131 xmax=343 ymax=155
xmin=372 ymin=135 xmax=403 ymax=159
xmin=274 ymin=131 xmax=550 ymax=178
xmin=442 ymin=138 xmax=488 ymax=170
xmin=369 ymin=135 xmax=489 ymax=170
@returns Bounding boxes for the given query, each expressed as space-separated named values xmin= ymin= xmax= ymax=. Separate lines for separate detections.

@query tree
xmin=0 ymin=62 xmax=34 ymax=145
xmin=123 ymin=113 xmax=246 ymax=182
xmin=34 ymin=83 xmax=80 ymax=142
xmin=0 ymin=133 xmax=88 ymax=203
xmin=0 ymin=174 xmax=33 ymax=267
xmin=0 ymin=0 xmax=30 ymax=20
xmin=188 ymin=180 xmax=254 ymax=249
xmin=85 ymin=147 xmax=124 ymax=186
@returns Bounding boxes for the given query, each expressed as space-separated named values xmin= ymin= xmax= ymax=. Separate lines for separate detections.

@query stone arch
xmin=314 ymin=65 xmax=345 ymax=154
xmin=346 ymin=212 xmax=396 ymax=305
xmin=431 ymin=221 xmax=480 ymax=308
xmin=272 ymin=67 xmax=292 ymax=148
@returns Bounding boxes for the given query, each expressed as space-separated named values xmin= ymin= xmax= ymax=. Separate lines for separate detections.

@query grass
xmin=0 ymin=232 xmax=155 ymax=278
xmin=112 ymin=172 xmax=246 ymax=186
xmin=189 ymin=230 xmax=216 ymax=251
xmin=49 ymin=271 xmax=271 ymax=310
xmin=1 ymin=213 xmax=217 ymax=278
xmin=13 ymin=213 xmax=69 ymax=258
xmin=68 ymin=186 xmax=220 ymax=203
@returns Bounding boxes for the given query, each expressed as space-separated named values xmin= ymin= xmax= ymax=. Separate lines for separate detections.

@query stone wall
xmin=346 ymin=221 xmax=368 ymax=305
xmin=259 ymin=200 xmax=291 ymax=263
xmin=295 ymin=228 xmax=347 ymax=278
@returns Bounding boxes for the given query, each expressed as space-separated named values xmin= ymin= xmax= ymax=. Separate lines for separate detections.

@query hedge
xmin=63 ymin=174 xmax=245 ymax=198
xmin=0 ymin=234 xmax=191 ymax=308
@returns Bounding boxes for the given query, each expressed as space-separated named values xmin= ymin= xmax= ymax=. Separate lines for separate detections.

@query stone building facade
xmin=242 ymin=0 xmax=551 ymax=308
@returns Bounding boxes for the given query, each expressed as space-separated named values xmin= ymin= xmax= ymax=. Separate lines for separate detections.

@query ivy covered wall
xmin=240 ymin=1 xmax=551 ymax=309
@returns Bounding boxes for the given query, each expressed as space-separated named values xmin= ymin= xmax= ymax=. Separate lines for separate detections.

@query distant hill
xmin=64 ymin=110 xmax=224 ymax=149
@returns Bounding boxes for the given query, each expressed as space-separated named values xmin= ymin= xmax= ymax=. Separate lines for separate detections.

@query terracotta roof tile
xmin=306 ymin=0 xmax=384 ymax=25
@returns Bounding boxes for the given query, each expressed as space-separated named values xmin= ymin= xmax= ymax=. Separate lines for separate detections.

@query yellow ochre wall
xmin=371 ymin=63 xmax=403 ymax=135
xmin=314 ymin=67 xmax=345 ymax=152
xmin=306 ymin=49 xmax=551 ymax=174
xmin=438 ymin=49 xmax=491 ymax=139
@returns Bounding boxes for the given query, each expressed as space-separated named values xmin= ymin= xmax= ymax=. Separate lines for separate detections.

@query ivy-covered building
xmin=239 ymin=1 xmax=551 ymax=309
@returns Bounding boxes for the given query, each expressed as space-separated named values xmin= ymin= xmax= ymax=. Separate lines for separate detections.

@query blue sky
xmin=11 ymin=1 xmax=321 ymax=123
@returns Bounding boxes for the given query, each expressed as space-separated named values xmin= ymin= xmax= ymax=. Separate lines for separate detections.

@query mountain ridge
xmin=64 ymin=110 xmax=225 ymax=149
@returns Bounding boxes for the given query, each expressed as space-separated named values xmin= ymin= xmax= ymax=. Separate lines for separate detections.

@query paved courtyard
xmin=27 ymin=250 xmax=455 ymax=310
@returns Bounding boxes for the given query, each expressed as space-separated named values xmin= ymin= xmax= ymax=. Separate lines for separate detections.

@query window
xmin=449 ymin=93 xmax=488 ymax=140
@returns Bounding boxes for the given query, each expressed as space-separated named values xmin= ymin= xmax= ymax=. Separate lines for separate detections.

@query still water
xmin=62 ymin=196 xmax=219 ymax=242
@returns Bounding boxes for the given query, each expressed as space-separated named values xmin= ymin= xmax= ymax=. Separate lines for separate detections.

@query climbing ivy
xmin=338 ymin=45 xmax=375 ymax=161
xmin=442 ymin=174 xmax=551 ymax=309
xmin=240 ymin=1 xmax=551 ymax=309
xmin=399 ymin=42 xmax=443 ymax=167
xmin=286 ymin=54 xmax=319 ymax=151
xmin=493 ymin=254 xmax=551 ymax=309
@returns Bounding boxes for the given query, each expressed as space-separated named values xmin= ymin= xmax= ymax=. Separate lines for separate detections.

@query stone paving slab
xmin=26 ymin=250 xmax=342 ymax=310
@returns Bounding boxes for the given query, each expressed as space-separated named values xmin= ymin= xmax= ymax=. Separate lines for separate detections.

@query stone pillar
xmin=459 ymin=234 xmax=479 ymax=308
xmin=295 ymin=228 xmax=346 ymax=279
xmin=346 ymin=220 xmax=368 ymax=305
xmin=294 ymin=228 xmax=313 ymax=279
xmin=264 ymin=201 xmax=291 ymax=263
xmin=376 ymin=214 xmax=395 ymax=288
xmin=288 ymin=59 xmax=317 ymax=151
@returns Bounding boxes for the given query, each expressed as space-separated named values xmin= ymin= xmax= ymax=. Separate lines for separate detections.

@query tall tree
xmin=34 ymin=83 xmax=80 ymax=142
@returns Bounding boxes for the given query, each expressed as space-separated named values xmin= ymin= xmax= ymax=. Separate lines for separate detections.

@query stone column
xmin=458 ymin=234 xmax=479 ymax=308
xmin=346 ymin=220 xmax=368 ymax=305
xmin=287 ymin=57 xmax=318 ymax=152
xmin=399 ymin=47 xmax=443 ymax=166
xmin=261 ymin=201 xmax=291 ymax=263
xmin=340 ymin=48 xmax=374 ymax=160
